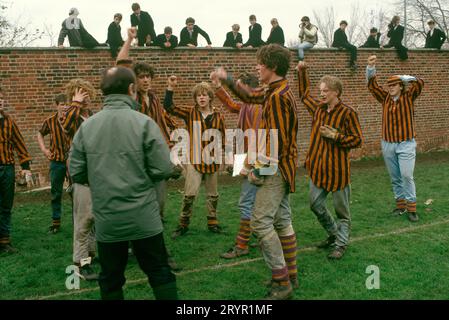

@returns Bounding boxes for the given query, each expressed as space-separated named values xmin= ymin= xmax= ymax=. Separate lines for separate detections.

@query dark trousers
xmin=384 ymin=44 xmax=408 ymax=60
xmin=50 ymin=161 xmax=66 ymax=220
xmin=97 ymin=232 xmax=178 ymax=300
xmin=0 ymin=165 xmax=15 ymax=239
xmin=342 ymin=44 xmax=358 ymax=65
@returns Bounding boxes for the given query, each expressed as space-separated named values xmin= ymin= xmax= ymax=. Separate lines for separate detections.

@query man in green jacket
xmin=69 ymin=66 xmax=178 ymax=300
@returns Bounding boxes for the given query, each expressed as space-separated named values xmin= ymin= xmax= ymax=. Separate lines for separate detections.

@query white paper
xmin=232 ymin=154 xmax=247 ymax=177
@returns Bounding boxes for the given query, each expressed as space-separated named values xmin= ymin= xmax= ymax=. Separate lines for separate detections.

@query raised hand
xmin=367 ymin=55 xmax=377 ymax=67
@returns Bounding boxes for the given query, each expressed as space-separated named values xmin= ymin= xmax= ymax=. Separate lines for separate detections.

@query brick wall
xmin=1 ymin=47 xmax=448 ymax=185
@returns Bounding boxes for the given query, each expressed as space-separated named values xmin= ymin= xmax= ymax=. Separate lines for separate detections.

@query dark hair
xmin=164 ymin=26 xmax=173 ymax=34
xmin=133 ymin=62 xmax=155 ymax=79
xmin=114 ymin=13 xmax=122 ymax=20
xmin=256 ymin=44 xmax=291 ymax=77
xmin=301 ymin=16 xmax=310 ymax=22
xmin=100 ymin=67 xmax=136 ymax=96
xmin=54 ymin=94 xmax=67 ymax=105
xmin=249 ymin=14 xmax=256 ymax=20
xmin=370 ymin=27 xmax=378 ymax=33
xmin=131 ymin=3 xmax=140 ymax=11
xmin=238 ymin=73 xmax=259 ymax=88
xmin=340 ymin=20 xmax=348 ymax=26
xmin=186 ymin=17 xmax=195 ymax=24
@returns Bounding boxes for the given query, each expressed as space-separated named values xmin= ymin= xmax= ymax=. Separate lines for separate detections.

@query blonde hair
xmin=192 ymin=82 xmax=214 ymax=106
xmin=65 ymin=78 xmax=96 ymax=102
xmin=320 ymin=76 xmax=343 ymax=98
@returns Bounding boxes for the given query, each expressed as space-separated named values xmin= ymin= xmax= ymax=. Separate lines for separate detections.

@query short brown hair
xmin=256 ymin=44 xmax=291 ymax=77
xmin=65 ymin=79 xmax=96 ymax=102
xmin=340 ymin=20 xmax=348 ymax=26
xmin=320 ymin=76 xmax=343 ymax=98
xmin=131 ymin=3 xmax=140 ymax=11
xmin=249 ymin=15 xmax=256 ymax=21
xmin=192 ymin=82 xmax=214 ymax=105
xmin=133 ymin=62 xmax=155 ymax=79
xmin=186 ymin=17 xmax=195 ymax=25
xmin=114 ymin=13 xmax=123 ymax=20
xmin=54 ymin=93 xmax=67 ymax=105
xmin=164 ymin=26 xmax=173 ymax=34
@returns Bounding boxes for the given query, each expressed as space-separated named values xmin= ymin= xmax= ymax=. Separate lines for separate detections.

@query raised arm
xmin=366 ymin=55 xmax=388 ymax=103
xmin=402 ymin=75 xmax=424 ymax=101
xmin=163 ymin=76 xmax=191 ymax=122
xmin=116 ymin=28 xmax=136 ymax=66
xmin=297 ymin=62 xmax=320 ymax=115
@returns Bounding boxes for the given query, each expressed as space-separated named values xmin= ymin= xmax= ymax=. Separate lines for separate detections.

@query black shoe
xmin=0 ymin=243 xmax=18 ymax=254
xmin=171 ymin=226 xmax=188 ymax=239
xmin=48 ymin=225 xmax=60 ymax=234
xmin=76 ymin=264 xmax=99 ymax=281
xmin=392 ymin=208 xmax=407 ymax=216
xmin=316 ymin=235 xmax=336 ymax=249
xmin=407 ymin=212 xmax=419 ymax=222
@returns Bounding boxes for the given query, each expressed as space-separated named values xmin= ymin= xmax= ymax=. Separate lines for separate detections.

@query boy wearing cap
xmin=366 ymin=55 xmax=424 ymax=222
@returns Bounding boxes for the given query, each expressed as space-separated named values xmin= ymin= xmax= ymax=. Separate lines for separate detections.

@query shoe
xmin=392 ymin=208 xmax=406 ymax=216
xmin=328 ymin=246 xmax=346 ymax=260
xmin=171 ymin=226 xmax=188 ymax=239
xmin=167 ymin=256 xmax=183 ymax=272
xmin=407 ymin=212 xmax=419 ymax=222
xmin=317 ymin=235 xmax=336 ymax=249
xmin=76 ymin=264 xmax=99 ymax=281
xmin=220 ymin=246 xmax=249 ymax=259
xmin=48 ymin=225 xmax=60 ymax=234
xmin=350 ymin=63 xmax=358 ymax=71
xmin=264 ymin=281 xmax=293 ymax=300
xmin=0 ymin=243 xmax=19 ymax=254
xmin=208 ymin=225 xmax=224 ymax=234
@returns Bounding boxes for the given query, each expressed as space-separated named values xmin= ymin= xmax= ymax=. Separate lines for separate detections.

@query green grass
xmin=1 ymin=151 xmax=449 ymax=300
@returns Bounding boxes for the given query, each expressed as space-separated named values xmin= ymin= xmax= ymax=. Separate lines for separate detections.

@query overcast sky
xmin=4 ymin=0 xmax=396 ymax=47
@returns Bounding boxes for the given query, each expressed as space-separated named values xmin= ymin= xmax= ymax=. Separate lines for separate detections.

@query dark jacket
xmin=223 ymin=31 xmax=243 ymax=47
xmin=386 ymin=24 xmax=405 ymax=47
xmin=154 ymin=34 xmax=178 ymax=49
xmin=266 ymin=25 xmax=285 ymax=46
xmin=425 ymin=28 xmax=446 ymax=49
xmin=360 ymin=33 xmax=381 ymax=48
xmin=179 ymin=25 xmax=212 ymax=46
xmin=244 ymin=23 xmax=264 ymax=47
xmin=106 ymin=22 xmax=124 ymax=47
xmin=58 ymin=19 xmax=100 ymax=48
xmin=332 ymin=28 xmax=351 ymax=47
xmin=130 ymin=11 xmax=156 ymax=45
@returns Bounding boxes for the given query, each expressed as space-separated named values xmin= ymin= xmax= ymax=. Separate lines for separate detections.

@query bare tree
xmin=313 ymin=6 xmax=336 ymax=48
xmin=394 ymin=0 xmax=449 ymax=48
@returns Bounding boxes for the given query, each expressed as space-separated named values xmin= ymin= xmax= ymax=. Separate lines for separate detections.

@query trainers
xmin=317 ymin=235 xmax=336 ymax=249
xmin=48 ymin=225 xmax=60 ymax=234
xmin=0 ymin=243 xmax=19 ymax=254
xmin=208 ymin=225 xmax=224 ymax=234
xmin=407 ymin=212 xmax=419 ymax=222
xmin=264 ymin=281 xmax=293 ymax=300
xmin=76 ymin=264 xmax=99 ymax=281
xmin=392 ymin=208 xmax=407 ymax=216
xmin=220 ymin=246 xmax=249 ymax=259
xmin=328 ymin=246 xmax=346 ymax=260
xmin=171 ymin=226 xmax=188 ymax=239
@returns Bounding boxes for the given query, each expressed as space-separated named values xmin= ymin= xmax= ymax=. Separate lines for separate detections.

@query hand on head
xmin=72 ymin=88 xmax=89 ymax=104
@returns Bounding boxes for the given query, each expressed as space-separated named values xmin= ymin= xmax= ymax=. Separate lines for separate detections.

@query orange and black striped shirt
xmin=0 ymin=113 xmax=31 ymax=169
xmin=368 ymin=75 xmax=424 ymax=143
xmin=137 ymin=91 xmax=177 ymax=147
xmin=61 ymin=102 xmax=93 ymax=145
xmin=39 ymin=113 xmax=70 ymax=162
xmin=225 ymin=78 xmax=298 ymax=193
xmin=298 ymin=67 xmax=363 ymax=192
xmin=164 ymin=90 xmax=226 ymax=174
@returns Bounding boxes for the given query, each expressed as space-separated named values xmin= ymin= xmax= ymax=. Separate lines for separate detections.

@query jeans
xmin=0 ymin=165 xmax=15 ymax=238
xmin=309 ymin=181 xmax=351 ymax=248
xmin=50 ymin=161 xmax=66 ymax=220
xmin=97 ymin=232 xmax=177 ymax=300
xmin=381 ymin=139 xmax=416 ymax=203
xmin=297 ymin=41 xmax=315 ymax=60
xmin=238 ymin=178 xmax=258 ymax=220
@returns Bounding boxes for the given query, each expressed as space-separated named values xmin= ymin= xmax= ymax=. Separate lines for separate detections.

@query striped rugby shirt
xmin=0 ymin=113 xmax=31 ymax=169
xmin=39 ymin=113 xmax=70 ymax=162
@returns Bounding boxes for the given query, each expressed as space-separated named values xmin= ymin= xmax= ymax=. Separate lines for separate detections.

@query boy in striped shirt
xmin=366 ymin=55 xmax=424 ymax=222
xmin=37 ymin=94 xmax=70 ymax=234
xmin=297 ymin=61 xmax=363 ymax=260
xmin=0 ymin=86 xmax=32 ymax=254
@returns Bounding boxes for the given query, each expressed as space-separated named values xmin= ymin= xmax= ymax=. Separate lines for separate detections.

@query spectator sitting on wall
xmin=360 ymin=27 xmax=381 ymax=48
xmin=266 ymin=18 xmax=285 ymax=46
xmin=179 ymin=17 xmax=212 ymax=48
xmin=425 ymin=19 xmax=447 ymax=50
xmin=58 ymin=8 xmax=102 ymax=49
xmin=223 ymin=24 xmax=243 ymax=48
xmin=154 ymin=27 xmax=178 ymax=49
xmin=106 ymin=13 xmax=124 ymax=58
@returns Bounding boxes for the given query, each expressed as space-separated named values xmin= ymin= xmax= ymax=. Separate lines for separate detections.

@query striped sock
xmin=396 ymin=199 xmax=407 ymax=210
xmin=207 ymin=216 xmax=219 ymax=228
xmin=235 ymin=219 xmax=251 ymax=250
xmin=407 ymin=201 xmax=417 ymax=213
xmin=0 ymin=236 xmax=10 ymax=245
xmin=52 ymin=219 xmax=61 ymax=227
xmin=272 ymin=267 xmax=290 ymax=286
xmin=280 ymin=234 xmax=298 ymax=281
xmin=179 ymin=217 xmax=190 ymax=228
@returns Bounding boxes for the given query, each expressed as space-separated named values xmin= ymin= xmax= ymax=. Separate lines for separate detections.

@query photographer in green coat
xmin=69 ymin=66 xmax=177 ymax=300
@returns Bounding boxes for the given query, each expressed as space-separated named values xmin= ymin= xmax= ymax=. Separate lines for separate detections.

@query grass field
xmin=1 ymin=151 xmax=449 ymax=300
